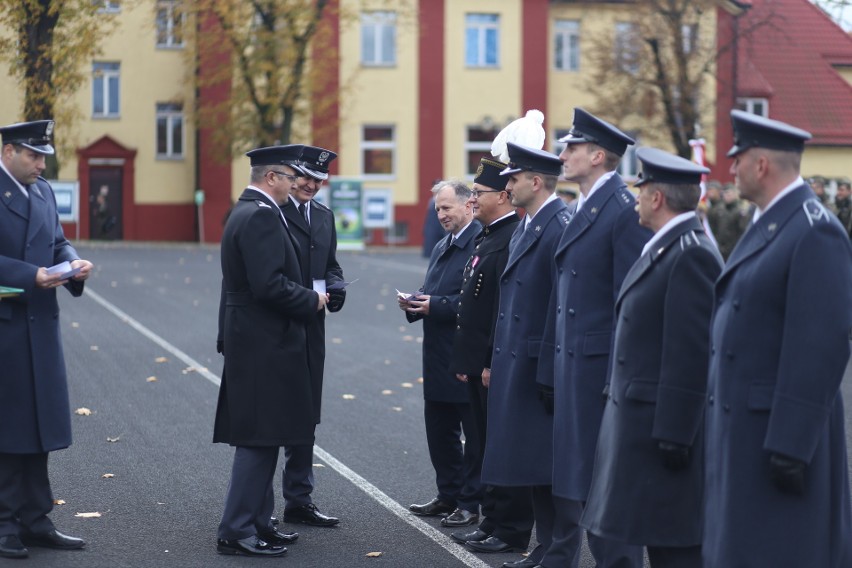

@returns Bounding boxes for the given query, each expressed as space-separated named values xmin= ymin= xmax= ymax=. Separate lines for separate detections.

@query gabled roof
xmin=738 ymin=0 xmax=852 ymax=145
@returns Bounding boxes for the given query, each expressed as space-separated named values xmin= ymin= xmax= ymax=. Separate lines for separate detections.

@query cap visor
xmin=557 ymin=135 xmax=590 ymax=144
xmin=21 ymin=143 xmax=54 ymax=155
xmin=500 ymin=166 xmax=523 ymax=176
xmin=726 ymin=144 xmax=743 ymax=158
xmin=300 ymin=166 xmax=328 ymax=180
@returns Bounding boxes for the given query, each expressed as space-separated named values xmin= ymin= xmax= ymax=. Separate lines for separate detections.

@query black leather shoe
xmin=409 ymin=498 xmax=455 ymax=517
xmin=283 ymin=503 xmax=340 ymax=527
xmin=441 ymin=508 xmax=479 ymax=527
xmin=20 ymin=529 xmax=85 ymax=550
xmin=216 ymin=535 xmax=287 ymax=556
xmin=0 ymin=535 xmax=28 ymax=559
xmin=450 ymin=528 xmax=489 ymax=544
xmin=258 ymin=528 xmax=299 ymax=545
xmin=502 ymin=558 xmax=538 ymax=568
xmin=466 ymin=536 xmax=524 ymax=553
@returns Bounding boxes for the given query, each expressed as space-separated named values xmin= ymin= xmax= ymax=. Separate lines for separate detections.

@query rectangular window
xmin=156 ymin=103 xmax=184 ymax=158
xmin=617 ymin=132 xmax=640 ymax=180
xmin=614 ymin=22 xmax=640 ymax=75
xmin=682 ymin=23 xmax=698 ymax=55
xmin=361 ymin=125 xmax=395 ymax=178
xmin=554 ymin=20 xmax=580 ymax=72
xmin=361 ymin=11 xmax=396 ymax=66
xmin=156 ymin=1 xmax=184 ymax=48
xmin=465 ymin=125 xmax=500 ymax=176
xmin=737 ymin=97 xmax=769 ymax=117
xmin=92 ymin=62 xmax=120 ymax=118
xmin=96 ymin=0 xmax=120 ymax=13
xmin=465 ymin=13 xmax=499 ymax=68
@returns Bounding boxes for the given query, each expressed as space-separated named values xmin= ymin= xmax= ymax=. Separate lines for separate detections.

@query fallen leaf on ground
xmin=155 ymin=357 xmax=168 ymax=363
xmin=376 ymin=304 xmax=386 ymax=311
xmin=54 ymin=499 xmax=66 ymax=505
xmin=381 ymin=390 xmax=393 ymax=395
xmin=401 ymin=383 xmax=413 ymax=388
xmin=416 ymin=337 xmax=423 ymax=343
xmin=312 ymin=463 xmax=325 ymax=468
xmin=74 ymin=408 xmax=92 ymax=416
xmin=106 ymin=436 xmax=120 ymax=443
xmin=146 ymin=376 xmax=158 ymax=382
xmin=71 ymin=322 xmax=79 ymax=328
xmin=181 ymin=367 xmax=196 ymax=374
xmin=102 ymin=473 xmax=115 ymax=479
xmin=417 ymin=377 xmax=424 ymax=384
xmin=384 ymin=359 xmax=391 ymax=365
xmin=392 ymin=407 xmax=403 ymax=412
xmin=402 ymin=335 xmax=414 ymax=342
xmin=342 ymin=394 xmax=356 ymax=400
xmin=90 ymin=345 xmax=99 ymax=351
xmin=75 ymin=512 xmax=101 ymax=518
xmin=366 ymin=551 xmax=383 ymax=557
xmin=331 ymin=338 xmax=342 ymax=344
xmin=398 ymin=326 xmax=406 ymax=332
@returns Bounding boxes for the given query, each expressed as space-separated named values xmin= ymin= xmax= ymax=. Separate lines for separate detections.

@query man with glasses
xmin=448 ymin=157 xmax=536 ymax=564
xmin=215 ymin=144 xmax=327 ymax=557
xmin=277 ymin=145 xmax=344 ymax=528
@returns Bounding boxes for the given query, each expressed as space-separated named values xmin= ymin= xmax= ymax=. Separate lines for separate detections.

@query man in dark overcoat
xmin=448 ymin=158 xmax=535 ymax=554
xmin=542 ymin=108 xmax=650 ymax=567
xmin=401 ymin=181 xmax=483 ymax=522
xmin=215 ymin=145 xmax=327 ymax=557
xmin=0 ymin=120 xmax=93 ymax=559
xmin=475 ymin=144 xmax=570 ymax=567
xmin=278 ymin=145 xmax=343 ymax=528
xmin=703 ymin=110 xmax=852 ymax=567
xmin=581 ymin=148 xmax=723 ymax=567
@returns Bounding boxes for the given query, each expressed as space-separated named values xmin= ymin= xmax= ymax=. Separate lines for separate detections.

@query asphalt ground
xmin=11 ymin=243 xmax=852 ymax=567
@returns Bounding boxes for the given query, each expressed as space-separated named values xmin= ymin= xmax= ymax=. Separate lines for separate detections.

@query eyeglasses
xmin=471 ymin=189 xmax=505 ymax=198
xmin=269 ymin=171 xmax=303 ymax=183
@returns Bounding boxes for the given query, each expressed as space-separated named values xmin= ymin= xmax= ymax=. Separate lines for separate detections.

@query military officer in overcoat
xmin=474 ymin=144 xmax=570 ymax=567
xmin=215 ymin=145 xmax=327 ymax=557
xmin=703 ymin=110 xmax=852 ymax=567
xmin=543 ymin=108 xmax=650 ymax=567
xmin=278 ymin=145 xmax=343 ymax=528
xmin=0 ymin=120 xmax=93 ymax=559
xmin=402 ymin=181 xmax=483 ymax=522
xmin=581 ymin=148 xmax=722 ymax=567
xmin=448 ymin=158 xmax=535 ymax=553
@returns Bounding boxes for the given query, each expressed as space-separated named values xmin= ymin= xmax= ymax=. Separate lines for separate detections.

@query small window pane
xmin=364 ymin=127 xmax=392 ymax=141
xmin=364 ymin=149 xmax=393 ymax=174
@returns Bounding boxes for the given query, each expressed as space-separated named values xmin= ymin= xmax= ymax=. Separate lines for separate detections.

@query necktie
xmin=298 ymin=202 xmax=309 ymax=226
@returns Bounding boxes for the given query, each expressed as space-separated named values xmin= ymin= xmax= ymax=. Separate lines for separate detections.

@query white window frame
xmin=156 ymin=1 xmax=184 ymax=49
xmin=464 ymin=125 xmax=500 ymax=178
xmin=465 ymin=13 xmax=500 ymax=68
xmin=614 ymin=22 xmax=640 ymax=75
xmin=361 ymin=125 xmax=396 ymax=180
xmin=737 ymin=97 xmax=769 ymax=117
xmin=554 ymin=19 xmax=580 ymax=72
xmin=361 ymin=11 xmax=397 ymax=67
xmin=92 ymin=62 xmax=120 ymax=118
xmin=618 ymin=132 xmax=640 ymax=181
xmin=156 ymin=103 xmax=184 ymax=159
xmin=97 ymin=1 xmax=120 ymax=13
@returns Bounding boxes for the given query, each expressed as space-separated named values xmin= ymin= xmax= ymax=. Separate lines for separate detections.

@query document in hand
xmin=46 ymin=261 xmax=81 ymax=281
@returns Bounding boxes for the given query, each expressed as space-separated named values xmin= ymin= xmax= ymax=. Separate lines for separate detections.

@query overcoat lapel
xmin=557 ymin=178 xmax=621 ymax=255
xmin=718 ymin=185 xmax=811 ymax=286
xmin=25 ymin=183 xmax=46 ymax=246
xmin=0 ymin=171 xmax=29 ymax=221
xmin=504 ymin=198 xmax=565 ymax=274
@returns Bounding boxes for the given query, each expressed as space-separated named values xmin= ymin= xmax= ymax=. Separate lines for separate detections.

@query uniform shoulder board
xmin=616 ymin=187 xmax=635 ymax=207
xmin=557 ymin=211 xmax=571 ymax=227
xmin=255 ymin=200 xmax=272 ymax=209
xmin=313 ymin=200 xmax=331 ymax=212
xmin=803 ymin=198 xmax=830 ymax=226
xmin=678 ymin=230 xmax=700 ymax=250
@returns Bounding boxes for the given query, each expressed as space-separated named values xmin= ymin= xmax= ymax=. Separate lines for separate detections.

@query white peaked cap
xmin=491 ymin=109 xmax=546 ymax=163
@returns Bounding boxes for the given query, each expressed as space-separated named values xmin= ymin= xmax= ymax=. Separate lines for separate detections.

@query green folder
xmin=0 ymin=286 xmax=24 ymax=298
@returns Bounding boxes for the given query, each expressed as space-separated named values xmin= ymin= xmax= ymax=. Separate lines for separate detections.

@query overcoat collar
xmin=718 ymin=184 xmax=812 ymax=285
xmin=556 ymin=173 xmax=625 ymax=255
xmin=617 ymin=216 xmax=704 ymax=307
xmin=504 ymin=198 xmax=568 ymax=274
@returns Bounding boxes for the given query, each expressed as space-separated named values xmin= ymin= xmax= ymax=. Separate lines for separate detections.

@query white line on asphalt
xmin=84 ymin=286 xmax=491 ymax=568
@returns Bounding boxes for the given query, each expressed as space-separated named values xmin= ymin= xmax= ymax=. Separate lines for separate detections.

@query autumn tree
xmin=0 ymin=0 xmax=115 ymax=172
xmin=189 ymin=0 xmax=338 ymax=157
xmin=583 ymin=0 xmax=771 ymax=158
